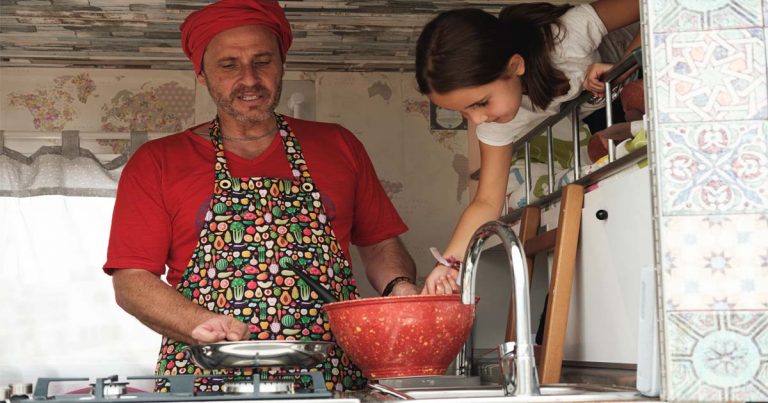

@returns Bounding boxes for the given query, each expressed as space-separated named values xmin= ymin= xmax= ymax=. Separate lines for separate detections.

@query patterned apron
xmin=155 ymin=114 xmax=366 ymax=392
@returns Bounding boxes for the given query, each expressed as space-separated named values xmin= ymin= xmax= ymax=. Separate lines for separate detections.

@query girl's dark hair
xmin=415 ymin=3 xmax=573 ymax=111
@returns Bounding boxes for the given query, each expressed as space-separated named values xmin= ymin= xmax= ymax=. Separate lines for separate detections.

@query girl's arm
xmin=422 ymin=141 xmax=514 ymax=294
xmin=584 ymin=0 xmax=641 ymax=94
xmin=590 ymin=0 xmax=639 ymax=31
xmin=592 ymin=0 xmax=641 ymax=59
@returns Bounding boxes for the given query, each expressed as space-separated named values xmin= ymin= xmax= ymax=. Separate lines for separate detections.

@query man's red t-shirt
xmin=104 ymin=117 xmax=408 ymax=287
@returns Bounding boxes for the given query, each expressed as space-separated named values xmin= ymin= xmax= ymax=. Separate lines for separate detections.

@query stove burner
xmin=15 ymin=373 xmax=337 ymax=402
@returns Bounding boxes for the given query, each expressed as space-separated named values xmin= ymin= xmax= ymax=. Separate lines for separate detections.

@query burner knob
xmin=103 ymin=383 xmax=127 ymax=398
xmin=9 ymin=384 xmax=32 ymax=398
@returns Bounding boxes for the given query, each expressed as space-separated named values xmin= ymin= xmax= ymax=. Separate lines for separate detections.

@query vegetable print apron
xmin=155 ymin=114 xmax=366 ymax=391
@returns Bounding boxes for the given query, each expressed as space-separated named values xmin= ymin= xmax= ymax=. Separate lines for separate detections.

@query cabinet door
xmin=563 ymin=166 xmax=653 ymax=365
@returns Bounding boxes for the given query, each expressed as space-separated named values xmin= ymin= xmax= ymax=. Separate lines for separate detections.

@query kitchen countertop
xmin=331 ymin=383 xmax=661 ymax=403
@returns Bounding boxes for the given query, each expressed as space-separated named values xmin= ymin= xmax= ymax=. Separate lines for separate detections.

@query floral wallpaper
xmin=3 ymin=70 xmax=195 ymax=133
xmin=7 ymin=73 xmax=96 ymax=131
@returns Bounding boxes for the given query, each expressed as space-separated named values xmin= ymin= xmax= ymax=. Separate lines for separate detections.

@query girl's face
xmin=428 ymin=55 xmax=525 ymax=126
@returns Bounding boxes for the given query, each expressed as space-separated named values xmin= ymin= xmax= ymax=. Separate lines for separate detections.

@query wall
xmin=0 ymin=67 xmax=469 ymax=296
xmin=644 ymin=0 xmax=768 ymax=401
xmin=311 ymin=72 xmax=470 ymax=295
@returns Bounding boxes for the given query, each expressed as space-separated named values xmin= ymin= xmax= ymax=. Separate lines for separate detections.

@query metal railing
xmin=470 ymin=48 xmax=645 ymax=220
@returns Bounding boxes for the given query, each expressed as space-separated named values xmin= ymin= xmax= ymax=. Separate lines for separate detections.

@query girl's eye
xmin=473 ymin=101 xmax=488 ymax=109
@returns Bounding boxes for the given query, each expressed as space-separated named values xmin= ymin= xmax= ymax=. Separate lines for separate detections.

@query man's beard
xmin=206 ymin=79 xmax=282 ymax=125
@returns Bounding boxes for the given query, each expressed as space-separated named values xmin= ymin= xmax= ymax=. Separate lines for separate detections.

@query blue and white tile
xmin=660 ymin=215 xmax=768 ymax=310
xmin=658 ymin=122 xmax=767 ymax=214
xmin=665 ymin=311 xmax=768 ymax=401
xmin=653 ymin=30 xmax=767 ymax=123
xmin=652 ymin=0 xmax=762 ymax=32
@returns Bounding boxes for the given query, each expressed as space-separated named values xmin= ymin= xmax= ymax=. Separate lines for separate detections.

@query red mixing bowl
xmin=322 ymin=294 xmax=476 ymax=379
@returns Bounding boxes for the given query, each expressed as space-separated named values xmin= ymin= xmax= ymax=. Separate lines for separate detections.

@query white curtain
xmin=0 ymin=147 xmax=159 ymax=391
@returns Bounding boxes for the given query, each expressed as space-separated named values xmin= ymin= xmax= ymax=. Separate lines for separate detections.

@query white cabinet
xmin=563 ymin=166 xmax=653 ymax=365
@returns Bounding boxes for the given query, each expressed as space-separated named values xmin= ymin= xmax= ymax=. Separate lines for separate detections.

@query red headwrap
xmin=180 ymin=0 xmax=293 ymax=74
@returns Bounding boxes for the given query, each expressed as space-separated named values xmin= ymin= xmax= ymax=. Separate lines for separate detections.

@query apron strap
xmin=209 ymin=114 xmax=316 ymax=188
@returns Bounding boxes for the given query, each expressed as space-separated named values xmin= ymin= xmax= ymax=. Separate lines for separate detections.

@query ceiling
xmin=0 ymin=0 xmax=523 ymax=72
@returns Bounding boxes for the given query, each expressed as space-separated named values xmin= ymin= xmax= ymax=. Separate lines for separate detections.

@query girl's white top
xmin=476 ymin=4 xmax=608 ymax=146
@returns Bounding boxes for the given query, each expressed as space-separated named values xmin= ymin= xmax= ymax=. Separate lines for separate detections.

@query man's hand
xmin=389 ymin=281 xmax=420 ymax=296
xmin=190 ymin=315 xmax=250 ymax=344
xmin=421 ymin=264 xmax=460 ymax=295
xmin=359 ymin=237 xmax=418 ymax=297
xmin=113 ymin=269 xmax=251 ymax=345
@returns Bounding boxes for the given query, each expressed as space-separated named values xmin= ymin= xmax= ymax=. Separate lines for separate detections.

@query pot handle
xmin=367 ymin=382 xmax=415 ymax=400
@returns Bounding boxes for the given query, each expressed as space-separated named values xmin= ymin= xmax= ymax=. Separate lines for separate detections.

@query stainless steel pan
xmin=185 ymin=340 xmax=334 ymax=369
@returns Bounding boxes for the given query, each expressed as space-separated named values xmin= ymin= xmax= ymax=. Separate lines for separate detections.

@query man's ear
xmin=508 ymin=54 xmax=525 ymax=76
xmin=196 ymin=71 xmax=207 ymax=87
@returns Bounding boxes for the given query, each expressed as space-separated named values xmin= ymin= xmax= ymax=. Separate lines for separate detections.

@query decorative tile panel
xmin=658 ymin=122 xmax=767 ymax=214
xmin=652 ymin=0 xmax=762 ymax=32
xmin=653 ymin=29 xmax=767 ymax=123
xmin=665 ymin=311 xmax=768 ymax=401
xmin=661 ymin=214 xmax=768 ymax=311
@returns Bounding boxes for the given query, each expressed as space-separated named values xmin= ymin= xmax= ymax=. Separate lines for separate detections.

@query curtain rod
xmin=0 ymin=130 xmax=172 ymax=140
xmin=0 ymin=129 xmax=153 ymax=159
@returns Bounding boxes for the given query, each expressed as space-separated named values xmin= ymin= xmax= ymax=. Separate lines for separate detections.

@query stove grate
xmin=21 ymin=372 xmax=333 ymax=402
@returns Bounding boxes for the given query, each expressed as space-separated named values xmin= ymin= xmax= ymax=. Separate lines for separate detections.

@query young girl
xmin=416 ymin=0 xmax=640 ymax=294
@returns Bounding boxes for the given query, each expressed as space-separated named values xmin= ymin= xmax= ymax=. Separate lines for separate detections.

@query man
xmin=104 ymin=0 xmax=418 ymax=392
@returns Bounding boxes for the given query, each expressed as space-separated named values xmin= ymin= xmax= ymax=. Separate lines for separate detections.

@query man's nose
xmin=239 ymin=64 xmax=260 ymax=85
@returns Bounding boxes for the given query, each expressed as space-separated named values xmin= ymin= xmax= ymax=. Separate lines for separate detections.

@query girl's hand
xmin=583 ymin=63 xmax=614 ymax=96
xmin=421 ymin=264 xmax=460 ymax=295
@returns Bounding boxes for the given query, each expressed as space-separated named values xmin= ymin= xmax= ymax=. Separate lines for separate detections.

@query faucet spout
xmin=456 ymin=219 xmax=540 ymax=397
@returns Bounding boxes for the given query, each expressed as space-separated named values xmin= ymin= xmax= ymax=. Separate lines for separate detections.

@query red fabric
xmin=180 ymin=0 xmax=292 ymax=74
xmin=104 ymin=117 xmax=408 ymax=287
xmin=620 ymin=79 xmax=645 ymax=115
xmin=587 ymin=134 xmax=608 ymax=163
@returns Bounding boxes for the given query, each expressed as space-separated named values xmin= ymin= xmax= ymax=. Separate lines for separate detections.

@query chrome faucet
xmin=455 ymin=219 xmax=540 ymax=397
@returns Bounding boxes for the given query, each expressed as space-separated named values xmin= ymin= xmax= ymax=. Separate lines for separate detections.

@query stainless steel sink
xmin=398 ymin=383 xmax=650 ymax=402
xmin=366 ymin=220 xmax=655 ymax=403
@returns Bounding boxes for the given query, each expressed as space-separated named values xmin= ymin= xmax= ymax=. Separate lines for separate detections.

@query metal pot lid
xmin=185 ymin=340 xmax=334 ymax=370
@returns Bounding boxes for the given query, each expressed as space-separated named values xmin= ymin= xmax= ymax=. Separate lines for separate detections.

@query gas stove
xmin=3 ymin=374 xmax=360 ymax=403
